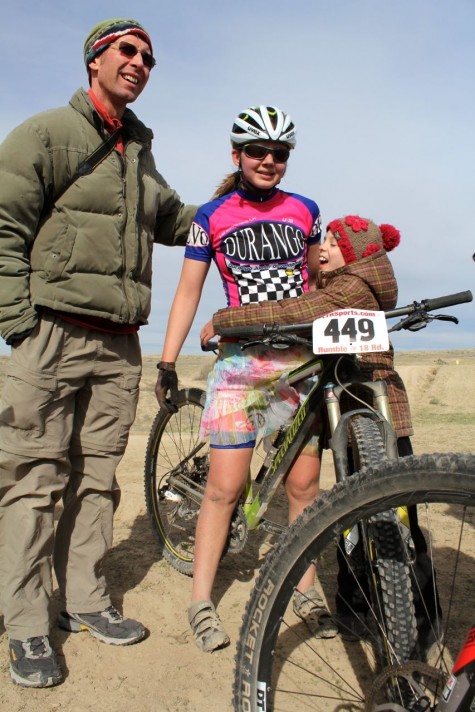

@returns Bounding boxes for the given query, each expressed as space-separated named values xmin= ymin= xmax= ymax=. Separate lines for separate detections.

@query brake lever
xmin=241 ymin=335 xmax=292 ymax=351
xmin=241 ymin=332 xmax=313 ymax=351
xmin=241 ymin=338 xmax=267 ymax=350
xmin=433 ymin=313 xmax=459 ymax=325
xmin=389 ymin=310 xmax=459 ymax=333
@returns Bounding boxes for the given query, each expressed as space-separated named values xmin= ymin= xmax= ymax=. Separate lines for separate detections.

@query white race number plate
xmin=312 ymin=309 xmax=389 ymax=355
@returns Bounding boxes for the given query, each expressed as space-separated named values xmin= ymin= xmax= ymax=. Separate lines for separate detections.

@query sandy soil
xmin=0 ymin=349 xmax=473 ymax=712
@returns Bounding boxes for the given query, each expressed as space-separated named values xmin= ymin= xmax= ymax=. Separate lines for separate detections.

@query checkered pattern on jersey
xmin=232 ymin=264 xmax=304 ymax=304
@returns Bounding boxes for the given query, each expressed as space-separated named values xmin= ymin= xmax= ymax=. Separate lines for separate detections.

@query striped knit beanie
xmin=327 ymin=215 xmax=400 ymax=264
xmin=84 ymin=18 xmax=153 ymax=66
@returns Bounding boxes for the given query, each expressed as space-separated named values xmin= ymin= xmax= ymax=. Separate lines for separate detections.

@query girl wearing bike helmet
xmin=156 ymin=105 xmax=336 ymax=652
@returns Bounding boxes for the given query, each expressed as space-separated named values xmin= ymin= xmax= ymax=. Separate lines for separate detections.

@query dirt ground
xmin=0 ymin=349 xmax=473 ymax=712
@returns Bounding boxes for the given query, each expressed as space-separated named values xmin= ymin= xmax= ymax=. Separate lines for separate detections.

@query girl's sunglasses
xmin=109 ymin=41 xmax=156 ymax=70
xmin=242 ymin=144 xmax=290 ymax=163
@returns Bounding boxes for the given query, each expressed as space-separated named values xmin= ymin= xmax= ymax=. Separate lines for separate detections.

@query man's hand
xmin=155 ymin=362 xmax=179 ymax=413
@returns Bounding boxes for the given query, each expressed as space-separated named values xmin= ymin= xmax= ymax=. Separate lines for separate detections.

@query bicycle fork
xmin=323 ymin=378 xmax=398 ymax=483
xmin=324 ymin=379 xmax=403 ymax=555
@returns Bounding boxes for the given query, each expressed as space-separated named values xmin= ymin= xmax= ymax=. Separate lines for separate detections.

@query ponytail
xmin=212 ymin=170 xmax=241 ymax=199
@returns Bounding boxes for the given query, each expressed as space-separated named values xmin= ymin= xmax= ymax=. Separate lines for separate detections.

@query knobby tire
xmin=350 ymin=417 xmax=417 ymax=670
xmin=144 ymin=388 xmax=207 ymax=576
xmin=233 ymin=453 xmax=475 ymax=711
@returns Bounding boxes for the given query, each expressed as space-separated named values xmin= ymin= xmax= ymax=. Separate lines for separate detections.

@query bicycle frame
xmin=241 ymin=350 xmax=397 ymax=533
xmin=436 ymin=622 xmax=475 ymax=711
xmin=230 ymin=290 xmax=473 ymax=712
xmin=195 ymin=289 xmax=473 ymax=543
xmin=145 ymin=289 xmax=472 ymax=580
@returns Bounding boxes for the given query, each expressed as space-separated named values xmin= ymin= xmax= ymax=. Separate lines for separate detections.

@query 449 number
xmin=324 ymin=317 xmax=375 ymax=343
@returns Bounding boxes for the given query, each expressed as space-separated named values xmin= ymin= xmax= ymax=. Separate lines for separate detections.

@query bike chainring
xmin=366 ymin=660 xmax=448 ymax=711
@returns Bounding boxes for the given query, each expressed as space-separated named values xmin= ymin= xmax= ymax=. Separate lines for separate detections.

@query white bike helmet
xmin=230 ymin=105 xmax=297 ymax=148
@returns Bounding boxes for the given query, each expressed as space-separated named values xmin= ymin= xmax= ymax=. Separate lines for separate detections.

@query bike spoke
xmin=234 ymin=454 xmax=475 ymax=711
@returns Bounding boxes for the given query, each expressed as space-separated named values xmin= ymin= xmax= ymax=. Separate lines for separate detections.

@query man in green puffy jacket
xmin=0 ymin=18 xmax=196 ymax=688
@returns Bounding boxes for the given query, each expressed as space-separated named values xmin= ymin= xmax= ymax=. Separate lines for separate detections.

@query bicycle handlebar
xmin=215 ymin=289 xmax=473 ymax=341
xmin=218 ymin=322 xmax=307 ymax=339
xmin=385 ymin=290 xmax=473 ymax=319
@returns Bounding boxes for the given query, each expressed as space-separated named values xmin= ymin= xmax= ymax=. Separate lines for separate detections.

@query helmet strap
xmin=238 ymin=173 xmax=277 ymax=199
xmin=236 ymin=153 xmax=281 ymax=199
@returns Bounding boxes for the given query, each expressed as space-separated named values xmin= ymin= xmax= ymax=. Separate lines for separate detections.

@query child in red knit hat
xmin=212 ymin=214 xmax=408 ymax=439
xmin=210 ymin=214 xmax=441 ymax=649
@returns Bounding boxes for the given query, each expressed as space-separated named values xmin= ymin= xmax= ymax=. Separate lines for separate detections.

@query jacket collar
xmin=237 ymin=185 xmax=278 ymax=203
xmin=318 ymin=251 xmax=398 ymax=311
xmin=69 ymin=88 xmax=153 ymax=144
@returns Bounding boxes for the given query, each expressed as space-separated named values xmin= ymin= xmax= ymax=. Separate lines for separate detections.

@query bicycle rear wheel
xmin=144 ymin=388 xmax=274 ymax=576
xmin=144 ymin=388 xmax=207 ymax=576
xmin=233 ymin=453 xmax=475 ymax=711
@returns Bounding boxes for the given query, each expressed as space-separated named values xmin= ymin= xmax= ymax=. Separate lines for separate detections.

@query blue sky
xmin=1 ymin=0 xmax=474 ymax=355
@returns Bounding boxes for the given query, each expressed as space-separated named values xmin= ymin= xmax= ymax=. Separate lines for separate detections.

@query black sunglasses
xmin=109 ymin=41 xmax=156 ymax=70
xmin=242 ymin=143 xmax=291 ymax=163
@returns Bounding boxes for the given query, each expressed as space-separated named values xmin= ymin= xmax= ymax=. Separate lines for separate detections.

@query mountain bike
xmin=233 ymin=453 xmax=475 ymax=712
xmin=145 ymin=290 xmax=471 ymax=685
xmin=226 ymin=292 xmax=474 ymax=710
xmin=144 ymin=289 xmax=471 ymax=573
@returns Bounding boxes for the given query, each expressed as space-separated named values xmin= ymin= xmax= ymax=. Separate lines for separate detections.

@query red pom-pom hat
xmin=327 ymin=215 xmax=400 ymax=265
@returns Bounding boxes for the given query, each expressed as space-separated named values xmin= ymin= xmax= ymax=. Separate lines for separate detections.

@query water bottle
xmin=263 ymin=374 xmax=300 ymax=437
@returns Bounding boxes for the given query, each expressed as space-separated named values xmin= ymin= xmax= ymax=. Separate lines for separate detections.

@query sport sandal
xmin=293 ymin=587 xmax=338 ymax=639
xmin=188 ymin=601 xmax=230 ymax=653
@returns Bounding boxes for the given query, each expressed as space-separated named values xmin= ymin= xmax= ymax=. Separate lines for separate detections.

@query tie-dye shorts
xmin=199 ymin=341 xmax=321 ymax=454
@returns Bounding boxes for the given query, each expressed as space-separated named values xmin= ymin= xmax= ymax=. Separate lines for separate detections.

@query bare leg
xmin=286 ymin=452 xmax=338 ymax=638
xmin=191 ymin=446 xmax=253 ymax=603
xmin=285 ymin=453 xmax=321 ymax=592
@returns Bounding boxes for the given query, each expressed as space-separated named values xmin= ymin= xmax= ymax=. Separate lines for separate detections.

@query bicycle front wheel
xmin=349 ymin=416 xmax=417 ymax=670
xmin=144 ymin=388 xmax=208 ymax=576
xmin=234 ymin=452 xmax=475 ymax=711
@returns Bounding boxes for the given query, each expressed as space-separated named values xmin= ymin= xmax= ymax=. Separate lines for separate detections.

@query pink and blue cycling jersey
xmin=185 ymin=187 xmax=321 ymax=306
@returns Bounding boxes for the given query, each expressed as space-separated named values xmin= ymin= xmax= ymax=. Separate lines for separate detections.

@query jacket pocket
xmin=44 ymin=223 xmax=77 ymax=281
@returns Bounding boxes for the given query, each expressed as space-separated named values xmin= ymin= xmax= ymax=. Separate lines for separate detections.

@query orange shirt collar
xmin=88 ymin=89 xmax=123 ymax=133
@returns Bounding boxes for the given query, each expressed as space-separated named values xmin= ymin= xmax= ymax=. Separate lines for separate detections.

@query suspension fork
xmin=324 ymin=379 xmax=398 ymax=483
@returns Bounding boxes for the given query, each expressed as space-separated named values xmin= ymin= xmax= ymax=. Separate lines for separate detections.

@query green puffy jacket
xmin=0 ymin=88 xmax=196 ymax=344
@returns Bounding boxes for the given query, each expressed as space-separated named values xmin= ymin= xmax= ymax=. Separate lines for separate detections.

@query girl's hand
xmin=155 ymin=362 xmax=178 ymax=412
xmin=200 ymin=319 xmax=216 ymax=347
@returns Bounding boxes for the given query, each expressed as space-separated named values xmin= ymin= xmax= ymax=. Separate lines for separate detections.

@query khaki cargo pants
xmin=0 ymin=314 xmax=141 ymax=639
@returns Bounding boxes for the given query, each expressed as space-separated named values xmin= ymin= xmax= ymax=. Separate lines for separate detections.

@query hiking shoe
xmin=9 ymin=635 xmax=62 ymax=688
xmin=57 ymin=605 xmax=146 ymax=646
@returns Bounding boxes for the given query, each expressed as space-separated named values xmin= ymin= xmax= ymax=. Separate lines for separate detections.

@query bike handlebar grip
xmin=201 ymin=340 xmax=219 ymax=352
xmin=219 ymin=325 xmax=265 ymax=338
xmin=422 ymin=290 xmax=473 ymax=311
xmin=219 ymin=322 xmax=313 ymax=339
